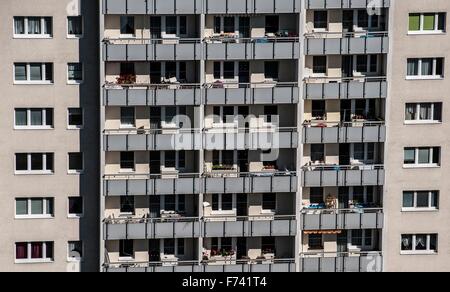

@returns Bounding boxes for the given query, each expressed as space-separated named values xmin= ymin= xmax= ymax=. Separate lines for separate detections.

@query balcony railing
xmin=103 ymin=258 xmax=296 ymax=272
xmin=103 ymin=215 xmax=296 ymax=239
xmin=305 ymin=0 xmax=390 ymax=9
xmin=305 ymin=31 xmax=388 ymax=55
xmin=103 ymin=127 xmax=298 ymax=151
xmin=302 ymin=121 xmax=386 ymax=143
xmin=299 ymin=251 xmax=383 ymax=272
xmin=300 ymin=208 xmax=383 ymax=230
xmin=103 ymin=38 xmax=202 ymax=61
xmin=103 ymin=171 xmax=298 ymax=196
xmin=303 ymin=76 xmax=387 ymax=99
xmin=204 ymin=82 xmax=299 ymax=104
xmin=302 ymin=164 xmax=384 ymax=187
xmin=204 ymin=37 xmax=300 ymax=60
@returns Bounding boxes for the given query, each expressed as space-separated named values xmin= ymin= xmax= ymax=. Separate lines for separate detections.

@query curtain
xmin=402 ymin=192 xmax=414 ymax=208
xmin=407 ymin=59 xmax=418 ymax=76
xmin=415 ymin=235 xmax=426 ymax=250
xmin=419 ymin=103 xmax=431 ymax=120
xmin=30 ymin=64 xmax=42 ymax=81
xmin=408 ymin=14 xmax=420 ymax=31
xmin=31 ymin=199 xmax=43 ymax=215
xmin=405 ymin=104 xmax=416 ymax=120
xmin=421 ymin=59 xmax=433 ymax=76
xmin=15 ymin=64 xmax=27 ymax=81
xmin=30 ymin=109 xmax=43 ymax=126
xmin=15 ymin=109 xmax=27 ymax=126
xmin=44 ymin=17 xmax=52 ymax=35
xmin=16 ymin=199 xmax=28 ymax=215
xmin=16 ymin=243 xmax=28 ymax=259
xmin=31 ymin=243 xmax=43 ymax=259
xmin=14 ymin=17 xmax=25 ymax=34
xmin=401 ymin=235 xmax=412 ymax=250
xmin=28 ymin=17 xmax=41 ymax=34
xmin=418 ymin=148 xmax=430 ymax=164
xmin=423 ymin=14 xmax=435 ymax=30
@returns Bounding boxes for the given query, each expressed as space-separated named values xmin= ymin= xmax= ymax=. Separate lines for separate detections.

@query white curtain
xmin=28 ymin=18 xmax=41 ymax=34
xmin=14 ymin=17 xmax=24 ymax=34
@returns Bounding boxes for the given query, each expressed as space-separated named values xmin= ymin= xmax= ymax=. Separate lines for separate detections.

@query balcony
xmin=103 ymin=217 xmax=201 ymax=240
xmin=205 ymin=0 xmax=301 ymax=14
xmin=103 ymin=84 xmax=202 ymax=106
xmin=302 ymin=165 xmax=384 ymax=187
xmin=104 ymin=129 xmax=203 ymax=151
xmin=304 ymin=77 xmax=387 ymax=100
xmin=102 ymin=0 xmax=202 ymax=14
xmin=204 ymin=127 xmax=298 ymax=150
xmin=301 ymin=208 xmax=383 ymax=230
xmin=203 ymin=171 xmax=298 ymax=194
xmin=305 ymin=32 xmax=388 ymax=55
xmin=103 ymin=38 xmax=202 ymax=61
xmin=204 ymin=37 xmax=300 ymax=60
xmin=203 ymin=215 xmax=297 ymax=237
xmin=103 ymin=259 xmax=296 ymax=272
xmin=302 ymin=121 xmax=386 ymax=144
xmin=305 ymin=0 xmax=390 ymax=9
xmin=299 ymin=252 xmax=383 ymax=272
xmin=204 ymin=82 xmax=299 ymax=105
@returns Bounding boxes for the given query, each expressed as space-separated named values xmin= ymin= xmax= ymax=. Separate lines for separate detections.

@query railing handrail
xmin=104 ymin=214 xmax=296 ymax=224
xmin=103 ymin=170 xmax=297 ymax=180
xmin=299 ymin=251 xmax=382 ymax=258
xmin=204 ymin=36 xmax=300 ymax=42
xmin=304 ymin=31 xmax=388 ymax=38
xmin=301 ymin=207 xmax=383 ymax=214
xmin=104 ymin=83 xmax=201 ymax=89
xmin=104 ymin=127 xmax=298 ymax=135
xmin=103 ymin=36 xmax=299 ymax=44
xmin=303 ymin=120 xmax=385 ymax=127
xmin=103 ymin=37 xmax=202 ymax=44
xmin=302 ymin=164 xmax=384 ymax=171
xmin=304 ymin=76 xmax=387 ymax=83
xmin=104 ymin=82 xmax=298 ymax=89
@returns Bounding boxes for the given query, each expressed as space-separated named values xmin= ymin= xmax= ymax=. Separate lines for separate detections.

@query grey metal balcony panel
xmin=105 ymin=224 xmax=127 ymax=240
xmin=360 ymin=255 xmax=383 ymax=272
xmin=127 ymin=0 xmax=148 ymax=14
xmin=128 ymin=89 xmax=148 ymax=105
xmin=361 ymin=212 xmax=382 ymax=229
xmin=248 ymin=221 xmax=272 ymax=237
xmin=227 ymin=43 xmax=252 ymax=60
xmin=175 ymin=222 xmax=201 ymax=238
xmin=104 ymin=0 xmax=127 ymax=14
xmin=269 ymin=175 xmax=297 ymax=192
xmin=130 ymin=135 xmax=148 ymax=150
xmin=304 ymin=81 xmax=387 ymax=100
xmin=344 ymin=257 xmax=361 ymax=272
xmin=127 ymin=223 xmax=147 ymax=239
xmin=204 ymin=87 xmax=299 ymax=105
xmin=105 ymin=45 xmax=126 ymax=61
xmin=273 ymin=87 xmax=300 ymax=104
xmin=301 ymin=257 xmax=321 ymax=272
xmin=204 ymin=178 xmax=226 ymax=193
xmin=149 ymin=43 xmax=202 ymax=61
xmin=305 ymin=0 xmax=389 ymax=9
xmin=250 ymin=177 xmax=274 ymax=193
xmin=225 ymin=221 xmax=249 ymax=237
xmin=105 ymin=180 xmax=127 ymax=196
xmin=344 ymin=213 xmax=362 ymax=229
xmin=128 ymin=45 xmax=147 ymax=61
xmin=128 ymin=180 xmax=148 ymax=196
xmin=273 ymin=220 xmax=296 ymax=236
xmin=204 ymin=222 xmax=225 ymax=237
xmin=152 ymin=222 xmax=175 ymax=238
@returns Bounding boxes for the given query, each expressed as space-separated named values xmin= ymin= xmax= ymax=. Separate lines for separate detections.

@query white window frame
xmin=13 ymin=16 xmax=53 ymax=39
xmin=401 ymin=234 xmax=438 ymax=255
xmin=406 ymin=58 xmax=444 ymax=80
xmin=403 ymin=147 xmax=440 ymax=168
xmin=118 ymin=240 xmax=134 ymax=261
xmin=15 ymin=153 xmax=54 ymax=175
xmin=408 ymin=13 xmax=446 ymax=35
xmin=120 ymin=106 xmax=136 ymax=129
xmin=119 ymin=16 xmax=135 ymax=38
xmin=402 ymin=191 xmax=439 ymax=212
xmin=15 ymin=242 xmax=54 ymax=264
xmin=404 ymin=102 xmax=442 ymax=124
xmin=68 ymin=152 xmax=84 ymax=175
xmin=67 ymin=62 xmax=84 ymax=85
xmin=67 ymin=241 xmax=84 ymax=262
xmin=68 ymin=196 xmax=84 ymax=219
xmin=14 ymin=108 xmax=53 ymax=130
xmin=67 ymin=16 xmax=84 ymax=39
xmin=160 ymin=194 xmax=185 ymax=213
xmin=67 ymin=108 xmax=84 ymax=130
xmin=348 ymin=229 xmax=375 ymax=251
xmin=162 ymin=16 xmax=189 ymax=38
xmin=15 ymin=197 xmax=54 ymax=219
xmin=211 ymin=193 xmax=236 ymax=215
xmin=161 ymin=151 xmax=185 ymax=171
xmin=13 ymin=63 xmax=53 ymax=85
xmin=350 ymin=143 xmax=376 ymax=165
xmin=160 ymin=62 xmax=187 ymax=82
xmin=160 ymin=239 xmax=185 ymax=257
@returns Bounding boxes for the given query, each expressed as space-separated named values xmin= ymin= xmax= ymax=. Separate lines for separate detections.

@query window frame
xmin=14 ymin=108 xmax=53 ymax=130
xmin=67 ymin=241 xmax=84 ymax=262
xmin=68 ymin=196 xmax=84 ymax=219
xmin=406 ymin=58 xmax=444 ymax=80
xmin=402 ymin=191 xmax=439 ymax=212
xmin=68 ymin=152 xmax=84 ymax=174
xmin=67 ymin=16 xmax=84 ymax=38
xmin=15 ymin=197 xmax=54 ymax=219
xmin=401 ymin=234 xmax=438 ymax=255
xmin=15 ymin=241 xmax=54 ymax=264
xmin=404 ymin=102 xmax=442 ymax=124
xmin=67 ymin=108 xmax=84 ymax=130
xmin=211 ymin=193 xmax=236 ymax=214
xmin=403 ymin=147 xmax=440 ymax=168
xmin=14 ymin=153 xmax=54 ymax=175
xmin=13 ymin=16 xmax=53 ymax=39
xmin=67 ymin=62 xmax=84 ymax=84
xmin=408 ymin=13 xmax=446 ymax=34
xmin=14 ymin=63 xmax=53 ymax=84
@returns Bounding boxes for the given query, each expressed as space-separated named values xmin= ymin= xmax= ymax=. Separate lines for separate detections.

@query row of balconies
xmin=102 ymin=0 xmax=389 ymax=15
xmin=103 ymin=77 xmax=387 ymax=106
xmin=104 ymin=253 xmax=382 ymax=272
xmin=103 ymin=166 xmax=384 ymax=196
xmin=103 ymin=33 xmax=388 ymax=61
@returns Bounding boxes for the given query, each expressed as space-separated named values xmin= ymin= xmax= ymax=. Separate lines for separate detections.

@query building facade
xmin=0 ymin=0 xmax=99 ymax=272
xmin=1 ymin=0 xmax=449 ymax=273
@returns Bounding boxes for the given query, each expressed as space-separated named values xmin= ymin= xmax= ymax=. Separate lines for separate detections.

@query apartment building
xmin=0 ymin=0 xmax=99 ymax=272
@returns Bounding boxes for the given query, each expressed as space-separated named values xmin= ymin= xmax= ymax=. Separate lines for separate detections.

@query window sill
xmin=15 ymin=259 xmax=54 ymax=264
xmin=15 ymin=215 xmax=54 ymax=220
xmin=67 ymin=35 xmax=84 ymax=39
xmin=15 ymin=171 xmax=54 ymax=175
xmin=68 ymin=170 xmax=84 ymax=175
xmin=401 ymin=208 xmax=439 ymax=213
xmin=67 ymin=258 xmax=84 ymax=263
xmin=405 ymin=76 xmax=444 ymax=81
xmin=407 ymin=31 xmax=446 ymax=36
xmin=400 ymin=251 xmax=438 ymax=256
xmin=118 ymin=257 xmax=134 ymax=262
xmin=68 ymin=214 xmax=84 ymax=219
xmin=67 ymin=126 xmax=84 ymax=130
xmin=403 ymin=164 xmax=440 ymax=169
xmin=404 ymin=121 xmax=442 ymax=125
xmin=67 ymin=80 xmax=84 ymax=85
xmin=13 ymin=35 xmax=53 ymax=39
xmin=14 ymin=81 xmax=53 ymax=85
xmin=14 ymin=126 xmax=54 ymax=130
xmin=119 ymin=169 xmax=135 ymax=173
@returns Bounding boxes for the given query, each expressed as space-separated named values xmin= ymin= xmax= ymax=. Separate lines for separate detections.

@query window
xmin=405 ymin=102 xmax=442 ymax=123
xmin=15 ymin=198 xmax=54 ymax=219
xmin=120 ymin=16 xmax=135 ymax=35
xmin=409 ymin=13 xmax=446 ymax=33
xmin=15 ymin=153 xmax=54 ymax=174
xmin=166 ymin=16 xmax=177 ymax=35
xmin=223 ymin=17 xmax=235 ymax=33
xmin=211 ymin=194 xmax=234 ymax=212
xmin=120 ymin=107 xmax=135 ymax=127
xmin=401 ymin=234 xmax=438 ymax=254
xmin=119 ymin=240 xmax=134 ymax=258
xmin=120 ymin=196 xmax=135 ymax=214
xmin=407 ymin=58 xmax=444 ymax=79
xmin=177 ymin=239 xmax=185 ymax=255
xmin=68 ymin=63 xmax=83 ymax=83
xmin=68 ymin=153 xmax=83 ymax=174
xmin=265 ymin=16 xmax=279 ymax=34
xmin=403 ymin=147 xmax=440 ymax=167
xmin=264 ymin=106 xmax=278 ymax=123
xmin=311 ymin=144 xmax=325 ymax=162
xmin=213 ymin=150 xmax=235 ymax=166
xmin=223 ymin=62 xmax=235 ymax=79
xmin=311 ymin=100 xmax=325 ymax=119
xmin=264 ymin=62 xmax=279 ymax=80
xmin=313 ymin=56 xmax=327 ymax=74
xmin=14 ymin=108 xmax=53 ymax=129
xmin=68 ymin=241 xmax=83 ymax=261
xmin=120 ymin=152 xmax=135 ymax=171
xmin=403 ymin=191 xmax=439 ymax=210
xmin=214 ymin=17 xmax=221 ymax=34
xmin=15 ymin=242 xmax=54 ymax=263
xmin=68 ymin=197 xmax=83 ymax=217
xmin=314 ymin=11 xmax=328 ymax=29
xmin=14 ymin=63 xmax=53 ymax=83
xmin=261 ymin=237 xmax=275 ymax=254
xmin=162 ymin=151 xmax=185 ymax=169
xmin=68 ymin=108 xmax=83 ymax=129
xmin=356 ymin=55 xmax=378 ymax=73
xmin=68 ymin=16 xmax=83 ymax=36
xmin=262 ymin=193 xmax=276 ymax=211
xmin=308 ymin=234 xmax=323 ymax=250
xmin=14 ymin=17 xmax=52 ymax=37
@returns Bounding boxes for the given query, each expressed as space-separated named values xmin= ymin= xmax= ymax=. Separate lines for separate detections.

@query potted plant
xmin=116 ymin=74 xmax=136 ymax=85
